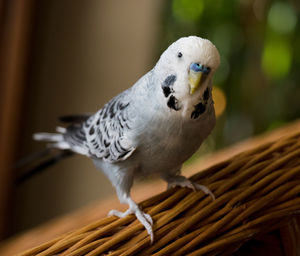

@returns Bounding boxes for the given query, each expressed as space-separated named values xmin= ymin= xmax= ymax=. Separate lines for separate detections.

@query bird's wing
xmin=63 ymin=91 xmax=136 ymax=162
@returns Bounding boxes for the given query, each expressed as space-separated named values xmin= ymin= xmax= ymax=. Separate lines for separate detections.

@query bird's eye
xmin=177 ymin=52 xmax=182 ymax=58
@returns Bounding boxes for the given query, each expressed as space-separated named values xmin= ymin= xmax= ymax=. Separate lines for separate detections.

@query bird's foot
xmin=108 ymin=205 xmax=154 ymax=242
xmin=167 ymin=175 xmax=215 ymax=200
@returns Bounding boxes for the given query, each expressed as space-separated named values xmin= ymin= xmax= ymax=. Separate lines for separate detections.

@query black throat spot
xmin=161 ymin=75 xmax=176 ymax=97
xmin=162 ymin=86 xmax=172 ymax=98
xmin=203 ymin=87 xmax=210 ymax=101
xmin=191 ymin=102 xmax=206 ymax=119
xmin=167 ymin=95 xmax=180 ymax=111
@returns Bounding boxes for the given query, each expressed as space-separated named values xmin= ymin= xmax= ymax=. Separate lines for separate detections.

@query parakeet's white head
xmin=154 ymin=36 xmax=220 ymax=114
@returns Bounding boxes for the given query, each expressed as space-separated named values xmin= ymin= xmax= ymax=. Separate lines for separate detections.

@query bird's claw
xmin=108 ymin=209 xmax=130 ymax=218
xmin=108 ymin=206 xmax=154 ymax=243
xmin=167 ymin=175 xmax=215 ymax=200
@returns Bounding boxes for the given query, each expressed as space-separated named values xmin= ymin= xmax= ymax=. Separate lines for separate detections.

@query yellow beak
xmin=188 ymin=70 xmax=202 ymax=94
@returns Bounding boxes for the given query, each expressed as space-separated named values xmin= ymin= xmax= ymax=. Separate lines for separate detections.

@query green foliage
xmin=161 ymin=0 xmax=300 ymax=151
xmin=262 ymin=39 xmax=292 ymax=79
xmin=172 ymin=0 xmax=204 ymax=23
xmin=268 ymin=2 xmax=297 ymax=34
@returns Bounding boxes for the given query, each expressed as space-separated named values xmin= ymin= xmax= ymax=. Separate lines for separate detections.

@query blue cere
xmin=190 ymin=63 xmax=211 ymax=74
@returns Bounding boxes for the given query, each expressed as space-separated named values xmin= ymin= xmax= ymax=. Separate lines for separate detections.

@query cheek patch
xmin=161 ymin=75 xmax=176 ymax=97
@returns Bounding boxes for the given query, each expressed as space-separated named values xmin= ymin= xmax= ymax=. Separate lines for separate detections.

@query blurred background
xmin=0 ymin=0 xmax=299 ymax=241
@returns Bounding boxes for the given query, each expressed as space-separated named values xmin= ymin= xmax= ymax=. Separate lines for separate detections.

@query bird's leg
xmin=108 ymin=194 xmax=153 ymax=241
xmin=162 ymin=173 xmax=215 ymax=200
xmin=106 ymin=169 xmax=154 ymax=242
xmin=108 ymin=192 xmax=154 ymax=242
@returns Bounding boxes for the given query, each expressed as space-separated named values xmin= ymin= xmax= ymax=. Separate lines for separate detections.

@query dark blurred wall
xmin=13 ymin=0 xmax=163 ymax=234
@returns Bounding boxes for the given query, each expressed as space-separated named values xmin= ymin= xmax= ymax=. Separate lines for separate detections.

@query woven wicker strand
xmin=18 ymin=131 xmax=300 ymax=256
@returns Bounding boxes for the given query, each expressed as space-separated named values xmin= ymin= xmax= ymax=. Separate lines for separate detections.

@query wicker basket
xmin=18 ymin=131 xmax=300 ymax=256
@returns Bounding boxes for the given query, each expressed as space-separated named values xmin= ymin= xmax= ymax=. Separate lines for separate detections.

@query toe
xmin=166 ymin=175 xmax=197 ymax=191
xmin=194 ymin=183 xmax=215 ymax=200
xmin=108 ymin=209 xmax=131 ymax=218
xmin=108 ymin=209 xmax=119 ymax=217
xmin=134 ymin=209 xmax=154 ymax=243
xmin=186 ymin=180 xmax=197 ymax=191
xmin=165 ymin=175 xmax=215 ymax=200
xmin=143 ymin=212 xmax=153 ymax=225
xmin=108 ymin=209 xmax=123 ymax=218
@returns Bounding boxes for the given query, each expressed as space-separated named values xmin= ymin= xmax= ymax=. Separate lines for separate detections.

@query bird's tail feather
xmin=17 ymin=123 xmax=81 ymax=183
xmin=33 ymin=132 xmax=63 ymax=142
xmin=33 ymin=131 xmax=70 ymax=150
